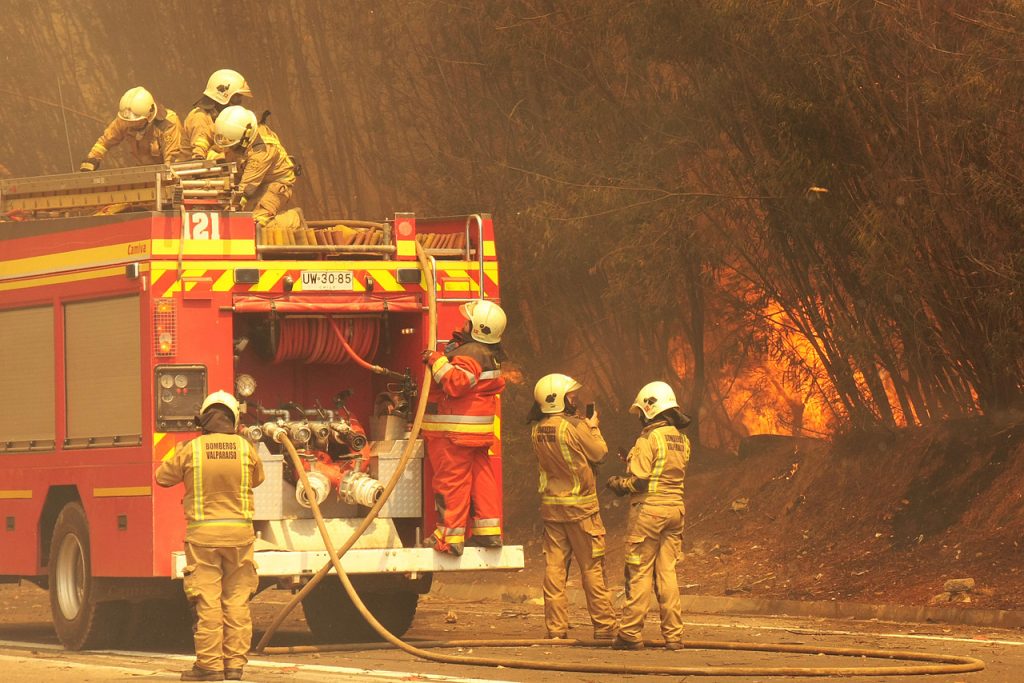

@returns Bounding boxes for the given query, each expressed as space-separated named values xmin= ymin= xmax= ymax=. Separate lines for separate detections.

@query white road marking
xmin=0 ymin=639 xmax=515 ymax=683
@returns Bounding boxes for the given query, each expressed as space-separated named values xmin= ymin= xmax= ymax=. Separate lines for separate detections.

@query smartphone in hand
xmin=585 ymin=402 xmax=596 ymax=419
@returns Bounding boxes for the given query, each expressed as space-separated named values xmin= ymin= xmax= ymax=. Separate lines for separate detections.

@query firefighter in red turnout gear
xmin=421 ymin=299 xmax=507 ymax=555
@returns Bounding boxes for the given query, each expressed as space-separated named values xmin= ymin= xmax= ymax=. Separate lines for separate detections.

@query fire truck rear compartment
xmin=233 ymin=309 xmax=426 ymax=553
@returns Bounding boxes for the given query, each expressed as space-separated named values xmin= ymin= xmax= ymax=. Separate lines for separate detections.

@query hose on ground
xmin=258 ymin=244 xmax=985 ymax=676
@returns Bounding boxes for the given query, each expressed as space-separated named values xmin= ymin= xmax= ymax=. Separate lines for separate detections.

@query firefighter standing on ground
xmin=80 ymin=86 xmax=182 ymax=171
xmin=606 ymin=381 xmax=691 ymax=651
xmin=529 ymin=373 xmax=617 ymax=640
xmin=420 ymin=299 xmax=507 ymax=555
xmin=155 ymin=391 xmax=265 ymax=682
xmin=183 ymin=69 xmax=253 ymax=160
xmin=213 ymin=105 xmax=296 ymax=228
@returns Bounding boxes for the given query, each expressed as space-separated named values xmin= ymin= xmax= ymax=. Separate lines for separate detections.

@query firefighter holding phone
xmin=528 ymin=374 xmax=617 ymax=640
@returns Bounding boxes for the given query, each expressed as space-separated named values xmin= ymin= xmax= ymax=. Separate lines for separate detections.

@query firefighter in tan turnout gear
xmin=155 ymin=391 xmax=265 ymax=682
xmin=213 ymin=105 xmax=296 ymax=228
xmin=529 ymin=374 xmax=617 ymax=640
xmin=183 ymin=69 xmax=253 ymax=160
xmin=606 ymin=381 xmax=690 ymax=651
xmin=80 ymin=86 xmax=182 ymax=171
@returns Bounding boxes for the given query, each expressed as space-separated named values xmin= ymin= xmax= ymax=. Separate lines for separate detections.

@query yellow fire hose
xmin=256 ymin=243 xmax=985 ymax=676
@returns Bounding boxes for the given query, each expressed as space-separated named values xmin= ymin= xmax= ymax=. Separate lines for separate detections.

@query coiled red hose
xmin=273 ymin=317 xmax=380 ymax=365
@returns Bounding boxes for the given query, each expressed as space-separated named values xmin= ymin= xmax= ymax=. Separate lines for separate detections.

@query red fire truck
xmin=0 ymin=162 xmax=522 ymax=649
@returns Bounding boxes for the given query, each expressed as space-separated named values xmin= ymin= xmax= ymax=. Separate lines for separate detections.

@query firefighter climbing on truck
xmin=80 ymin=86 xmax=183 ymax=170
xmin=183 ymin=69 xmax=254 ymax=161
xmin=420 ymin=300 xmax=507 ymax=556
xmin=213 ymin=105 xmax=297 ymax=229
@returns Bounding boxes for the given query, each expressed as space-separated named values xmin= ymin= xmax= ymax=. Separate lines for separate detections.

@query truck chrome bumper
xmin=171 ymin=545 xmax=524 ymax=579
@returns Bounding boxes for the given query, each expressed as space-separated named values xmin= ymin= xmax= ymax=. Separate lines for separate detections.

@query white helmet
xmin=204 ymin=69 xmax=253 ymax=106
xmin=629 ymin=381 xmax=679 ymax=421
xmin=459 ymin=299 xmax=506 ymax=344
xmin=534 ymin=374 xmax=582 ymax=414
xmin=213 ymin=105 xmax=259 ymax=148
xmin=201 ymin=390 xmax=241 ymax=428
xmin=117 ymin=86 xmax=156 ymax=122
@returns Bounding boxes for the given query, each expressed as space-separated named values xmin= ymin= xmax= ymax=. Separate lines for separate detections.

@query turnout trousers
xmin=182 ymin=542 xmax=259 ymax=672
xmin=617 ymin=504 xmax=685 ymax=643
xmin=425 ymin=437 xmax=502 ymax=554
xmin=542 ymin=514 xmax=617 ymax=638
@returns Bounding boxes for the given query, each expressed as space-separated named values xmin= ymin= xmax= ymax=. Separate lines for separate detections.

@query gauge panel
xmin=154 ymin=364 xmax=207 ymax=431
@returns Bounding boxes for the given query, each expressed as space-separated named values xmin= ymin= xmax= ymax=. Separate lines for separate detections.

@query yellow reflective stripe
xmin=240 ymin=437 xmax=250 ymax=519
xmin=532 ymin=423 xmax=547 ymax=494
xmin=93 ymin=486 xmax=151 ymax=498
xmin=431 ymin=356 xmax=448 ymax=374
xmin=557 ymin=421 xmax=581 ymax=496
xmin=212 ymin=269 xmax=235 ymax=291
xmin=188 ymin=519 xmax=250 ymax=527
xmin=592 ymin=548 xmax=606 ymax=559
xmin=191 ymin=441 xmax=203 ymax=521
xmin=420 ymin=422 xmax=494 ymax=434
xmin=541 ymin=493 xmax=598 ymax=506
xmin=625 ymin=553 xmax=642 ymax=565
xmin=472 ymin=526 xmax=501 ymax=535
xmin=650 ymin=431 xmax=668 ymax=494
xmin=423 ymin=414 xmax=493 ymax=424
xmin=446 ymin=535 xmax=465 ymax=543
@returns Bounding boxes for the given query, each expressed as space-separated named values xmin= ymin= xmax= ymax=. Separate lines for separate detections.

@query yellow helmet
xmin=629 ymin=381 xmax=679 ymax=420
xmin=117 ymin=86 xmax=156 ymax=122
xmin=201 ymin=390 xmax=240 ymax=428
xmin=213 ymin=105 xmax=259 ymax=148
xmin=533 ymin=374 xmax=582 ymax=414
xmin=204 ymin=69 xmax=253 ymax=106
xmin=458 ymin=299 xmax=506 ymax=344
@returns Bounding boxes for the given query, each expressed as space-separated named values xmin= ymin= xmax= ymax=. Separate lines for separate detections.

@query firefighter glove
xmin=79 ymin=158 xmax=100 ymax=172
xmin=605 ymin=476 xmax=630 ymax=497
xmin=422 ymin=349 xmax=443 ymax=366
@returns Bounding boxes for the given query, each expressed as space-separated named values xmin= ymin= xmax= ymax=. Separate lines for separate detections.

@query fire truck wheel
xmin=48 ymin=502 xmax=128 ymax=650
xmin=301 ymin=580 xmax=419 ymax=642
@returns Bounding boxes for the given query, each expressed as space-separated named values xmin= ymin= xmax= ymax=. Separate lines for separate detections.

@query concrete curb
xmin=432 ymin=580 xmax=1024 ymax=629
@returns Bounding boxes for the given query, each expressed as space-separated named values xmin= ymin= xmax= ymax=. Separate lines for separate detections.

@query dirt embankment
xmin=678 ymin=413 xmax=1024 ymax=609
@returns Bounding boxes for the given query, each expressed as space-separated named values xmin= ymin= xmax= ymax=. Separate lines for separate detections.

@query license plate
xmin=300 ymin=270 xmax=354 ymax=291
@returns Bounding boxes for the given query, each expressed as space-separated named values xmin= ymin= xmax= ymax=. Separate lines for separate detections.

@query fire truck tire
xmin=48 ymin=502 xmax=128 ymax=650
xmin=301 ymin=580 xmax=418 ymax=642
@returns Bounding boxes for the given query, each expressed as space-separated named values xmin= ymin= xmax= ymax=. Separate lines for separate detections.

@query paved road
xmin=0 ymin=583 xmax=1018 ymax=681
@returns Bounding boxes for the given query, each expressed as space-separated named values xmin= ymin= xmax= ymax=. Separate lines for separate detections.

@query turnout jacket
xmin=225 ymin=124 xmax=296 ymax=201
xmin=182 ymin=100 xmax=219 ymax=160
xmin=87 ymin=106 xmax=183 ymax=165
xmin=422 ymin=340 xmax=504 ymax=447
xmin=155 ymin=433 xmax=265 ymax=547
xmin=531 ymin=414 xmax=607 ymax=522
xmin=624 ymin=420 xmax=689 ymax=508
